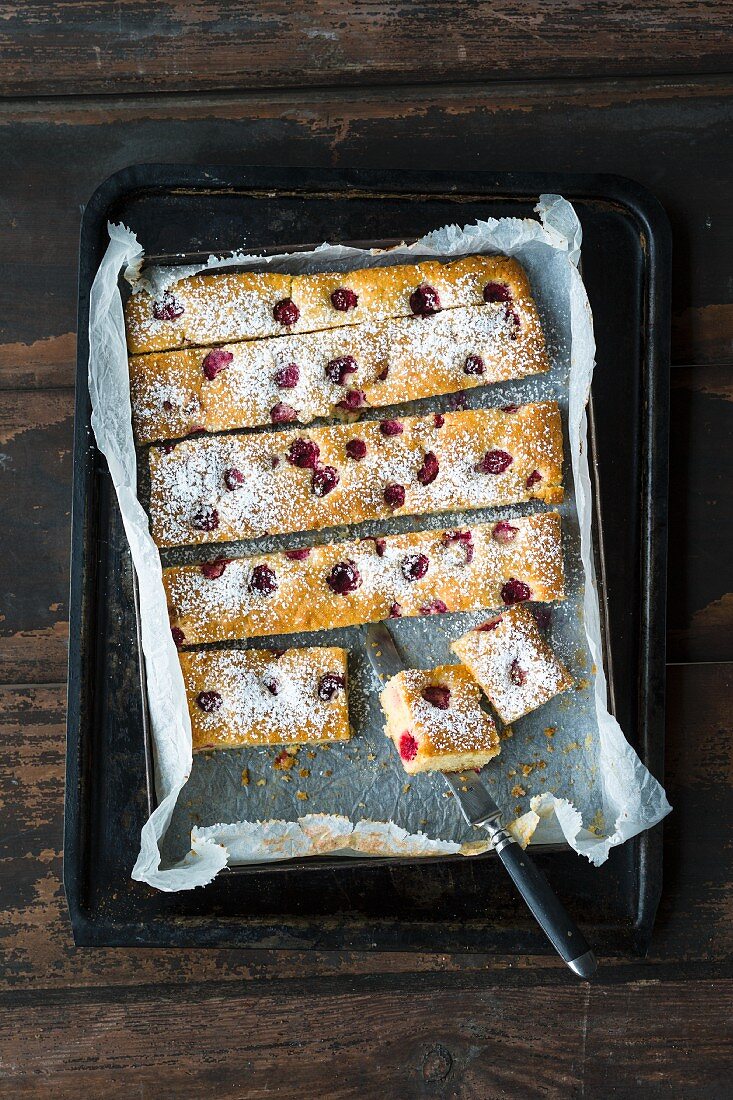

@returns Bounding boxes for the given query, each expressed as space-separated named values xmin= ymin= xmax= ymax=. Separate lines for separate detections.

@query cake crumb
xmin=367 ymin=753 xmax=376 ymax=762
xmin=299 ymin=767 xmax=311 ymax=778
xmin=501 ymin=725 xmax=514 ymax=740
xmin=563 ymin=741 xmax=580 ymax=754
xmin=241 ymin=767 xmax=250 ymax=787
xmin=507 ymin=768 xmax=517 ymax=777
xmin=545 ymin=726 xmax=556 ymax=738
xmin=274 ymin=750 xmax=296 ymax=771
xmin=511 ymin=784 xmax=526 ymax=798
xmin=402 ymin=783 xmax=411 ymax=794
xmin=296 ymin=790 xmax=309 ymax=801
xmin=256 ymin=778 xmax=266 ymax=787
xmin=323 ymin=768 xmax=333 ymax=777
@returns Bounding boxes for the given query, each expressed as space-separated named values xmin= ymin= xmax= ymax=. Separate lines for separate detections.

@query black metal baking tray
xmin=66 ymin=166 xmax=670 ymax=953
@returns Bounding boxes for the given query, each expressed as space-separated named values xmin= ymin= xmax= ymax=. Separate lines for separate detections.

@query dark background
xmin=0 ymin=2 xmax=732 ymax=1096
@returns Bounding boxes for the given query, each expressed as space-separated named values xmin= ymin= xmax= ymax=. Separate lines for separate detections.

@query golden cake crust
xmin=164 ymin=513 xmax=565 ymax=645
xmin=180 ymin=646 xmax=350 ymax=752
xmin=148 ymin=403 xmax=563 ymax=548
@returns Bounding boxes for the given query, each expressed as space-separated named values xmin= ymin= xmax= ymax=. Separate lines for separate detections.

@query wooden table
xmin=1 ymin=4 xmax=732 ymax=1096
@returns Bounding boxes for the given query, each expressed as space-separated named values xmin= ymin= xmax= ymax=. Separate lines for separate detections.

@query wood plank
xmin=0 ymin=664 xmax=730 ymax=992
xmin=0 ymin=78 xmax=731 ymax=367
xmin=0 ymin=978 xmax=730 ymax=1099
xmin=0 ymin=1 xmax=731 ymax=98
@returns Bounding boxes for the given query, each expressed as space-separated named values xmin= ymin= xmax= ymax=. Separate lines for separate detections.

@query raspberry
xmin=492 ymin=520 xmax=519 ymax=544
xmin=284 ymin=547 xmax=311 ymax=561
xmin=171 ymin=627 xmax=185 ymax=648
xmin=421 ymin=685 xmax=451 ymax=709
xmin=477 ymin=617 xmax=502 ymax=631
xmin=417 ymin=451 xmax=439 ymax=485
xmin=162 ymin=442 xmax=176 ymax=454
xmin=379 ymin=419 xmax=403 ymax=437
xmin=420 ymin=599 xmax=447 ymax=615
xmin=526 ymin=469 xmax=543 ymax=489
xmin=433 ymin=413 xmax=445 ymax=429
xmin=192 ymin=506 xmax=219 ymax=532
xmin=312 ymin=465 xmax=339 ymax=497
xmin=152 ymin=292 xmax=184 ymax=321
xmin=483 ymin=282 xmax=511 ymax=304
xmin=399 ymin=732 xmax=419 ymax=761
xmin=330 ymin=287 xmax=358 ymax=311
xmin=476 ymin=449 xmax=513 ymax=474
xmin=464 ymin=355 xmax=485 ymax=376
xmin=336 ymin=389 xmax=366 ymax=411
xmin=202 ymin=348 xmax=233 ymax=380
xmin=250 ymin=564 xmax=278 ymax=595
xmin=377 ymin=366 xmax=389 ymax=381
xmin=384 ymin=483 xmax=405 ymax=508
xmin=326 ymin=560 xmax=362 ymax=595
xmin=200 ymin=558 xmax=228 ymax=579
xmin=224 ymin=467 xmax=245 ymax=491
xmin=509 ymin=659 xmax=527 ymax=686
xmin=162 ymin=399 xmax=173 ymax=412
xmin=502 ymin=403 xmax=519 ymax=414
xmin=389 ymin=602 xmax=403 ymax=618
xmin=409 ymin=284 xmax=441 ymax=316
xmin=442 ymin=529 xmax=473 ymax=563
xmin=270 ymin=402 xmax=298 ymax=424
xmin=273 ymin=298 xmax=300 ymax=325
xmin=274 ymin=363 xmax=299 ymax=389
xmin=345 ymin=438 xmax=367 ymax=461
xmin=196 ymin=690 xmax=222 ymax=713
xmin=287 ymin=438 xmax=320 ymax=470
xmin=325 ymin=355 xmax=358 ymax=385
xmin=263 ymin=676 xmax=281 ymax=696
xmin=401 ymin=553 xmax=429 ymax=582
xmin=372 ymin=537 xmax=386 ymax=557
xmin=318 ymin=673 xmax=345 ymax=701
xmin=501 ymin=578 xmax=532 ymax=605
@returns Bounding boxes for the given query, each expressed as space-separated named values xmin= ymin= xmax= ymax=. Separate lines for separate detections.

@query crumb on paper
xmin=501 ymin=726 xmax=514 ymax=740
xmin=256 ymin=778 xmax=266 ymax=787
xmin=296 ymin=791 xmax=309 ymax=801
xmin=274 ymin=750 xmax=296 ymax=771
xmin=575 ymin=677 xmax=590 ymax=692
xmin=367 ymin=753 xmax=376 ymax=762
xmin=285 ymin=745 xmax=299 ymax=756
xmin=520 ymin=763 xmax=536 ymax=777
xmin=323 ymin=768 xmax=333 ymax=777
xmin=511 ymin=784 xmax=526 ymax=798
xmin=307 ymin=750 xmax=316 ymax=759
xmin=402 ymin=783 xmax=411 ymax=794
xmin=507 ymin=768 xmax=517 ymax=778
xmin=299 ymin=767 xmax=311 ymax=778
xmin=443 ymin=790 xmax=453 ymax=799
xmin=241 ymin=768 xmax=250 ymax=787
xmin=545 ymin=727 xmax=556 ymax=738
xmin=563 ymin=741 xmax=581 ymax=755
xmin=514 ymin=804 xmax=523 ymax=815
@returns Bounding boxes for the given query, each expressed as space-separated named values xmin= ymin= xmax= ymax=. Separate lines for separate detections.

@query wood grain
xmin=0 ymin=1 xmax=732 ymax=98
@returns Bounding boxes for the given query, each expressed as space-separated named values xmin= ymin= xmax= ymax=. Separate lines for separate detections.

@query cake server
xmin=365 ymin=621 xmax=597 ymax=979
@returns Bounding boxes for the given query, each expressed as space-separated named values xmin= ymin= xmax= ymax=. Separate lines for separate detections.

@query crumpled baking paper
xmin=86 ymin=197 xmax=671 ymax=892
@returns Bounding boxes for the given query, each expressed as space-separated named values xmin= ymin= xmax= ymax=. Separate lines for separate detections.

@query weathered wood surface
xmin=1 ymin=1 xmax=732 ymax=97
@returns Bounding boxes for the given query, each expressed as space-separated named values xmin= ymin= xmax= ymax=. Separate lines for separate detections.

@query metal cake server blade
xmin=365 ymin=622 xmax=597 ymax=979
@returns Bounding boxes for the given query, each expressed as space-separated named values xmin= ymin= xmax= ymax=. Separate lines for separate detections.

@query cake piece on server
xmin=125 ymin=253 xmax=541 ymax=355
xmin=164 ymin=512 xmax=565 ymax=646
xmin=180 ymin=647 xmax=350 ymax=752
xmin=148 ymin=402 xmax=563 ymax=548
xmin=452 ymin=605 xmax=573 ymax=724
xmin=129 ymin=299 xmax=549 ymax=444
xmin=380 ymin=666 xmax=501 ymax=774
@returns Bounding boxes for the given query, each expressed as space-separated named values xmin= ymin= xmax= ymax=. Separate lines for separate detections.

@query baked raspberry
xmin=384 ymin=483 xmax=405 ymax=508
xmin=492 ymin=520 xmax=519 ymax=543
xmin=420 ymin=599 xmax=448 ymax=615
xmin=502 ymin=403 xmax=519 ymax=414
xmin=526 ymin=469 xmax=543 ymax=489
xmin=153 ymin=292 xmax=184 ymax=321
xmin=284 ymin=547 xmax=311 ymax=561
xmin=162 ymin=442 xmax=176 ymax=454
xmin=506 ymin=308 xmax=521 ymax=337
xmin=379 ymin=419 xmax=403 ymax=437
xmin=192 ymin=506 xmax=219 ymax=532
xmin=442 ymin=529 xmax=473 ymax=563
xmin=326 ymin=560 xmax=362 ymax=595
xmin=421 ymin=685 xmax=451 ymax=709
xmin=330 ymin=287 xmax=358 ymax=311
xmin=399 ymin=732 xmax=419 ymax=762
xmin=464 ymin=355 xmax=485 ymax=376
xmin=273 ymin=298 xmax=300 ymax=326
xmin=200 ymin=558 xmax=229 ymax=579
xmin=250 ymin=564 xmax=278 ymax=595
xmin=336 ymin=389 xmax=366 ymax=411
xmin=377 ymin=366 xmax=390 ymax=381
xmin=196 ymin=690 xmax=222 ymax=713
xmin=345 ymin=438 xmax=367 ymax=461
xmin=274 ymin=363 xmax=300 ymax=389
xmin=483 ymin=282 xmax=512 ymax=304
xmin=287 ymin=438 xmax=320 ymax=469
xmin=410 ymin=283 xmax=441 ymax=316
xmin=477 ymin=616 xmax=502 ymax=631
xmin=171 ymin=626 xmax=185 ymax=648
xmin=417 ymin=451 xmax=439 ymax=485
xmin=325 ymin=355 xmax=358 ymax=385
xmin=372 ymin=537 xmax=387 ymax=557
xmin=501 ymin=578 xmax=532 ymax=605
xmin=271 ymin=456 xmax=280 ymax=469
xmin=476 ymin=449 xmax=513 ymax=474
xmin=312 ymin=465 xmax=339 ymax=497
xmin=202 ymin=348 xmax=233 ymax=380
xmin=271 ymin=402 xmax=298 ymax=424
xmin=190 ymin=426 xmax=206 ymax=435
xmin=263 ymin=676 xmax=281 ymax=696
xmin=224 ymin=467 xmax=245 ymax=491
xmin=433 ymin=413 xmax=445 ymax=428
xmin=318 ymin=673 xmax=345 ymax=701
xmin=401 ymin=553 xmax=429 ymax=582
xmin=389 ymin=602 xmax=403 ymax=618
xmin=509 ymin=659 xmax=527 ymax=686
xmin=162 ymin=399 xmax=173 ymax=412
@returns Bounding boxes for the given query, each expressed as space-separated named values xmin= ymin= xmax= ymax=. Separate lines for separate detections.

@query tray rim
xmin=66 ymin=165 xmax=670 ymax=951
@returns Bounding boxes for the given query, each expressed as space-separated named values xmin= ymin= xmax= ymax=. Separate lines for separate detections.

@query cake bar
xmin=148 ymin=402 xmax=563 ymax=548
xmin=164 ymin=512 xmax=565 ymax=645
xmin=125 ymin=254 xmax=541 ymax=356
xmin=129 ymin=302 xmax=549 ymax=444
xmin=452 ymin=605 xmax=573 ymax=723
xmin=380 ymin=665 xmax=500 ymax=775
xmin=180 ymin=646 xmax=350 ymax=752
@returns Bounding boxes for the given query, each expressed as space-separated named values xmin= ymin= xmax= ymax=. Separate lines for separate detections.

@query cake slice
xmin=452 ymin=605 xmax=573 ymax=723
xmin=164 ymin=512 xmax=565 ymax=645
xmin=180 ymin=646 xmax=350 ymax=752
xmin=125 ymin=253 xmax=541 ymax=355
xmin=148 ymin=402 xmax=563 ymax=548
xmin=380 ymin=665 xmax=500 ymax=774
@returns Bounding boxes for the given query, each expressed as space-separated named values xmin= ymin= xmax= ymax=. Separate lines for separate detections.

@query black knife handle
xmin=492 ymin=828 xmax=597 ymax=978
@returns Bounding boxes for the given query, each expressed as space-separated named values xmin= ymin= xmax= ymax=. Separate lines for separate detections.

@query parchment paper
xmin=87 ymin=198 xmax=671 ymax=892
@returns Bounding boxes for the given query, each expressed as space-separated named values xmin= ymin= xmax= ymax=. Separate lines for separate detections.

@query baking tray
xmin=66 ymin=166 xmax=670 ymax=953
